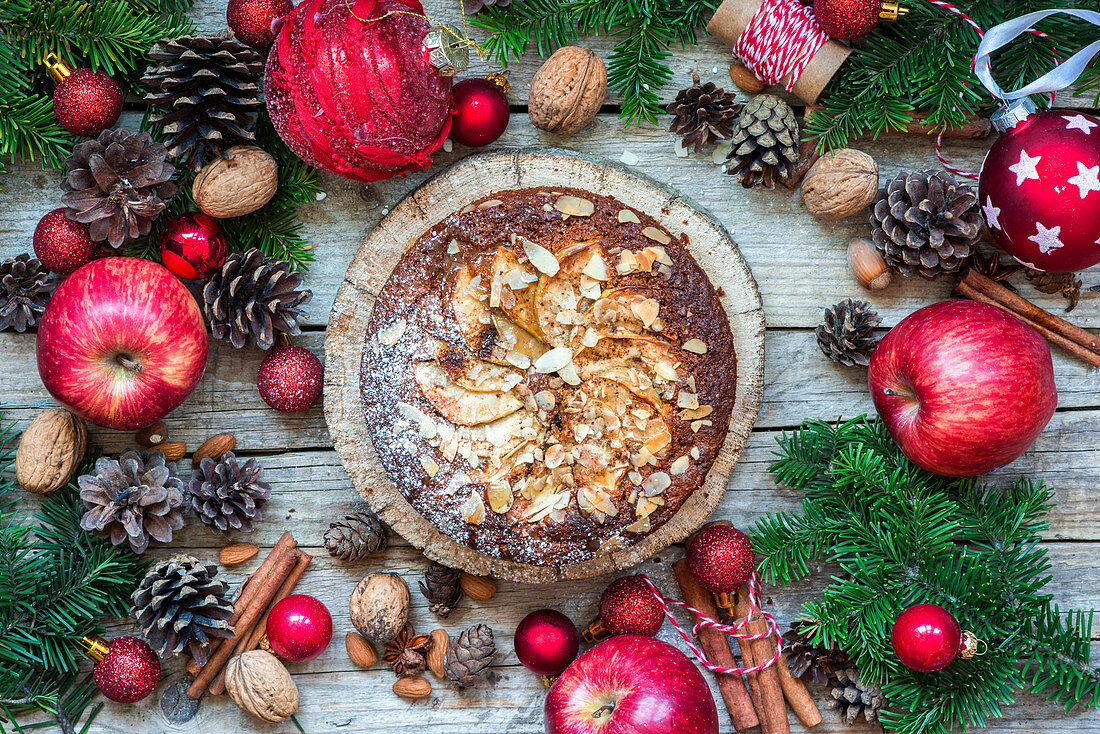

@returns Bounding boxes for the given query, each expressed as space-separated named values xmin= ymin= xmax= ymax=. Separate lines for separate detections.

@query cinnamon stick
xmin=777 ymin=653 xmax=823 ymax=728
xmin=733 ymin=586 xmax=789 ymax=734
xmin=672 ymin=559 xmax=759 ymax=731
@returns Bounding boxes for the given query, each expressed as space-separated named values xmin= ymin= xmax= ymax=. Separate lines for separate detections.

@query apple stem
xmin=116 ymin=354 xmax=143 ymax=373
xmin=591 ymin=703 xmax=615 ymax=719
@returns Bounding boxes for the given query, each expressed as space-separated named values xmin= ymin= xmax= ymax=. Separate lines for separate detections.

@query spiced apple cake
xmin=360 ymin=186 xmax=737 ymax=566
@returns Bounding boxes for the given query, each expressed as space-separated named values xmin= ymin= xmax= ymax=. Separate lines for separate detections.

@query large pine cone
xmin=323 ymin=510 xmax=387 ymax=561
xmin=61 ymin=129 xmax=178 ymax=248
xmin=724 ymin=94 xmax=799 ymax=188
xmin=0 ymin=254 xmax=55 ymax=333
xmin=870 ymin=169 xmax=982 ymax=279
xmin=188 ymin=452 xmax=271 ymax=537
xmin=131 ymin=554 xmax=234 ymax=663
xmin=78 ymin=449 xmax=186 ymax=554
xmin=444 ymin=624 xmax=495 ymax=688
xmin=783 ymin=618 xmax=851 ymax=685
xmin=827 ymin=667 xmax=883 ymax=725
xmin=142 ymin=31 xmax=264 ymax=169
xmin=666 ymin=73 xmax=741 ymax=153
xmin=419 ymin=561 xmax=461 ymax=618
xmin=816 ymin=299 xmax=881 ymax=367
xmin=203 ymin=248 xmax=312 ymax=350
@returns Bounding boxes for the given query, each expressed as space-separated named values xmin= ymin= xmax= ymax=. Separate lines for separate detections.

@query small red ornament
xmin=82 ymin=635 xmax=160 ymax=704
xmin=582 ymin=575 xmax=665 ymax=642
xmin=257 ymin=344 xmax=324 ymax=412
xmin=813 ymin=0 xmax=907 ymax=41
xmin=978 ymin=101 xmax=1100 ymax=272
xmin=159 ymin=213 xmax=228 ymax=280
xmin=48 ymin=59 xmax=123 ymax=138
xmin=227 ymin=0 xmax=293 ymax=49
xmin=514 ymin=608 xmax=581 ymax=678
xmin=33 ymin=208 xmax=101 ymax=275
xmin=891 ymin=603 xmax=980 ymax=673
xmin=450 ymin=76 xmax=510 ymax=147
xmin=263 ymin=594 xmax=334 ymax=662
xmin=687 ymin=524 xmax=755 ymax=605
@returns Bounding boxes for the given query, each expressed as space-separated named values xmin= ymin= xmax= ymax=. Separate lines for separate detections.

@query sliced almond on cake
xmin=414 ymin=362 xmax=523 ymax=426
xmin=434 ymin=342 xmax=524 ymax=393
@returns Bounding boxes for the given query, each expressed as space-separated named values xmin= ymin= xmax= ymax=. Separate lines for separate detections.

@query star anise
xmin=1024 ymin=268 xmax=1082 ymax=312
xmin=382 ymin=623 xmax=432 ymax=677
xmin=967 ymin=251 xmax=1019 ymax=289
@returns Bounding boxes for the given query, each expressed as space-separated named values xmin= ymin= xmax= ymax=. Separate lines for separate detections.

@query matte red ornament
xmin=33 ymin=208 xmax=101 ymax=275
xmin=159 ymin=213 xmax=228 ymax=280
xmin=598 ymin=575 xmax=664 ymax=637
xmin=264 ymin=594 xmax=334 ymax=662
xmin=891 ymin=604 xmax=964 ymax=673
xmin=257 ymin=345 xmax=324 ymax=412
xmin=978 ymin=108 xmax=1100 ymax=272
xmin=227 ymin=0 xmax=292 ymax=49
xmin=514 ymin=608 xmax=581 ymax=678
xmin=687 ymin=525 xmax=755 ymax=594
xmin=450 ymin=77 xmax=510 ymax=147
xmin=84 ymin=635 xmax=161 ymax=704
xmin=51 ymin=68 xmax=123 ymax=138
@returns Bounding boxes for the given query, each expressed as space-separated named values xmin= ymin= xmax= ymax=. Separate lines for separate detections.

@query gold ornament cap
xmin=423 ymin=25 xmax=470 ymax=76
xmin=879 ymin=1 xmax=909 ymax=22
xmin=580 ymin=618 xmax=609 ymax=644
xmin=80 ymin=635 xmax=110 ymax=663
xmin=43 ymin=53 xmax=73 ymax=84
xmin=959 ymin=630 xmax=985 ymax=659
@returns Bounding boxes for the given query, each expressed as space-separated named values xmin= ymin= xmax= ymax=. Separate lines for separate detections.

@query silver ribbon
xmin=974 ymin=8 xmax=1100 ymax=100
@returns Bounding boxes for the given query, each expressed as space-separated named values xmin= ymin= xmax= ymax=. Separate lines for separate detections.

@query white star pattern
xmin=1067 ymin=161 xmax=1100 ymax=199
xmin=1028 ymin=222 xmax=1065 ymax=254
xmin=1064 ymin=114 xmax=1098 ymax=134
xmin=1008 ymin=149 xmax=1041 ymax=186
xmin=982 ymin=196 xmax=1002 ymax=230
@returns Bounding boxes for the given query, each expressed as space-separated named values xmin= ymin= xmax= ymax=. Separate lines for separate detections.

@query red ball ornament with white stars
xmin=891 ymin=603 xmax=979 ymax=673
xmin=263 ymin=594 xmax=333 ymax=662
xmin=450 ymin=76 xmax=510 ymax=147
xmin=257 ymin=344 xmax=324 ymax=412
xmin=159 ymin=212 xmax=228 ymax=280
xmin=83 ymin=635 xmax=161 ymax=704
xmin=33 ymin=208 xmax=101 ymax=275
xmin=227 ymin=0 xmax=292 ymax=49
xmin=514 ymin=608 xmax=581 ymax=678
xmin=979 ymin=101 xmax=1100 ymax=272
xmin=51 ymin=68 xmax=123 ymax=138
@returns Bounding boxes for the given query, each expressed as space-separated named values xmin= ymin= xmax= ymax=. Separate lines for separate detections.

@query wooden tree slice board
xmin=324 ymin=149 xmax=765 ymax=583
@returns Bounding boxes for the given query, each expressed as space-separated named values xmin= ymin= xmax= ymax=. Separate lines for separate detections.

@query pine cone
xmin=666 ymin=73 xmax=741 ymax=153
xmin=444 ymin=624 xmax=495 ymax=688
xmin=463 ymin=0 xmax=509 ymax=13
xmin=827 ymin=667 xmax=883 ymax=725
xmin=61 ymin=129 xmax=178 ymax=248
xmin=382 ymin=623 xmax=432 ymax=677
xmin=78 ymin=449 xmax=187 ymax=554
xmin=142 ymin=31 xmax=264 ymax=169
xmin=1024 ymin=268 xmax=1081 ymax=312
xmin=131 ymin=554 xmax=234 ymax=664
xmin=724 ymin=94 xmax=799 ymax=189
xmin=816 ymin=299 xmax=880 ymax=367
xmin=324 ymin=510 xmax=388 ymax=561
xmin=0 ymin=254 xmax=55 ymax=333
xmin=419 ymin=561 xmax=461 ymax=618
xmin=188 ymin=452 xmax=271 ymax=537
xmin=783 ymin=619 xmax=851 ymax=685
xmin=870 ymin=169 xmax=982 ymax=279
xmin=203 ymin=248 xmax=312 ymax=350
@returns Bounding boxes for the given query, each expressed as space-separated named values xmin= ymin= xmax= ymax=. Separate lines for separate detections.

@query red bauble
xmin=891 ymin=604 xmax=963 ymax=673
xmin=978 ymin=106 xmax=1100 ymax=272
xmin=90 ymin=636 xmax=161 ymax=703
xmin=598 ymin=575 xmax=664 ymax=637
xmin=450 ymin=77 xmax=510 ymax=147
xmin=265 ymin=0 xmax=455 ymax=183
xmin=813 ymin=0 xmax=882 ymax=40
xmin=227 ymin=0 xmax=292 ymax=49
xmin=159 ymin=213 xmax=228 ymax=280
xmin=52 ymin=69 xmax=123 ymax=137
xmin=514 ymin=609 xmax=581 ymax=677
xmin=264 ymin=594 xmax=334 ymax=662
xmin=33 ymin=208 xmax=101 ymax=275
xmin=257 ymin=345 xmax=323 ymax=412
xmin=687 ymin=525 xmax=755 ymax=594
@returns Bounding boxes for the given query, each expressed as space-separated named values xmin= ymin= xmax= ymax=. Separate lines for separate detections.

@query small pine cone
xmin=816 ymin=299 xmax=881 ymax=367
xmin=324 ymin=510 xmax=387 ymax=561
xmin=724 ymin=94 xmax=799 ymax=189
xmin=444 ymin=624 xmax=495 ymax=688
xmin=203 ymin=248 xmax=312 ymax=350
xmin=665 ymin=73 xmax=741 ymax=153
xmin=0 ymin=254 xmax=55 ymax=332
xmin=1024 ymin=268 xmax=1081 ymax=312
xmin=131 ymin=554 xmax=234 ymax=664
xmin=382 ymin=623 xmax=432 ymax=677
xmin=419 ymin=561 xmax=461 ymax=618
xmin=782 ymin=619 xmax=851 ymax=685
xmin=826 ymin=667 xmax=883 ymax=725
xmin=188 ymin=452 xmax=271 ymax=537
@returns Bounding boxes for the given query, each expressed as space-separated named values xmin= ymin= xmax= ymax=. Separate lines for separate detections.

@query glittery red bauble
xmin=598 ymin=575 xmax=664 ymax=637
xmin=159 ymin=213 xmax=228 ymax=280
xmin=265 ymin=0 xmax=453 ymax=183
xmin=514 ymin=609 xmax=581 ymax=677
xmin=891 ymin=604 xmax=962 ymax=673
xmin=93 ymin=636 xmax=161 ymax=703
xmin=687 ymin=525 xmax=755 ymax=594
xmin=265 ymin=594 xmax=334 ymax=662
xmin=978 ymin=110 xmax=1100 ymax=272
xmin=33 ymin=208 xmax=101 ymax=275
xmin=52 ymin=68 xmax=123 ymax=138
xmin=257 ymin=345 xmax=324 ymax=412
xmin=450 ymin=78 xmax=510 ymax=147
xmin=227 ymin=0 xmax=292 ymax=49
xmin=813 ymin=0 xmax=881 ymax=40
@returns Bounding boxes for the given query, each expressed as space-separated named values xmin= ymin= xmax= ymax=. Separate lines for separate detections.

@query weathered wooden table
xmin=3 ymin=2 xmax=1099 ymax=732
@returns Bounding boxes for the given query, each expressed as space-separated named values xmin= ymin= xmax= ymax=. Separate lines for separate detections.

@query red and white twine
xmin=733 ymin=0 xmax=829 ymax=93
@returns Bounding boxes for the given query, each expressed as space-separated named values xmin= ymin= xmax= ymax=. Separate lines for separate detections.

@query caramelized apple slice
xmin=488 ymin=247 xmax=542 ymax=338
xmin=434 ymin=341 xmax=525 ymax=393
xmin=415 ymin=361 xmax=523 ymax=426
xmin=446 ymin=265 xmax=495 ymax=359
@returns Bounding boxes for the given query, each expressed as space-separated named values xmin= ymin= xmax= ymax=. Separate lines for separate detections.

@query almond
xmin=135 ymin=420 xmax=169 ymax=448
xmin=428 ymin=629 xmax=449 ymax=678
xmin=151 ymin=441 xmax=186 ymax=463
xmin=219 ymin=542 xmax=259 ymax=566
xmin=458 ymin=573 xmax=498 ymax=601
xmin=192 ymin=432 xmax=236 ymax=468
xmin=393 ymin=676 xmax=432 ymax=699
xmin=346 ymin=631 xmax=378 ymax=668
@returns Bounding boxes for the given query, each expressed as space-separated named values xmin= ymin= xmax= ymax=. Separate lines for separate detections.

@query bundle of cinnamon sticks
xmin=185 ymin=531 xmax=313 ymax=699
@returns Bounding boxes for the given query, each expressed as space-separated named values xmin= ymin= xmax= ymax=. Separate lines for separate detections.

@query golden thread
xmin=342 ymin=0 xmax=489 ymax=61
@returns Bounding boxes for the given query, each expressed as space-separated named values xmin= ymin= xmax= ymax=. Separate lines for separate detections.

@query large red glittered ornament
xmin=265 ymin=0 xmax=463 ymax=183
xmin=83 ymin=635 xmax=161 ymax=704
xmin=514 ymin=608 xmax=581 ymax=678
xmin=687 ymin=525 xmax=755 ymax=595
xmin=978 ymin=101 xmax=1100 ymax=272
xmin=891 ymin=603 xmax=978 ymax=673
xmin=50 ymin=66 xmax=123 ymax=138
xmin=257 ymin=344 xmax=324 ymax=412
xmin=227 ymin=0 xmax=292 ymax=49
xmin=159 ymin=212 xmax=228 ymax=280
xmin=263 ymin=594 xmax=334 ymax=662
xmin=813 ymin=0 xmax=907 ymax=41
xmin=583 ymin=575 xmax=665 ymax=642
xmin=33 ymin=208 xmax=102 ymax=275
xmin=450 ymin=77 xmax=510 ymax=147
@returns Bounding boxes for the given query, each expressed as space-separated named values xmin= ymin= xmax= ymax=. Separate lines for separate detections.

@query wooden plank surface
xmin=1 ymin=0 xmax=1099 ymax=731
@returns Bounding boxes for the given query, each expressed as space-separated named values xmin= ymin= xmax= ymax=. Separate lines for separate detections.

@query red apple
xmin=868 ymin=300 xmax=1056 ymax=477
xmin=545 ymin=635 xmax=718 ymax=734
xmin=36 ymin=257 xmax=208 ymax=430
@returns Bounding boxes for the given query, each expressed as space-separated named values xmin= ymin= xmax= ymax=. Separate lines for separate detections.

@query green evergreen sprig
xmin=752 ymin=416 xmax=1100 ymax=734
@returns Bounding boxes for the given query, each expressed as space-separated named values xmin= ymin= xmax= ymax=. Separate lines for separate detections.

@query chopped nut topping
xmin=618 ymin=209 xmax=641 ymax=224
xmin=616 ymin=250 xmax=638 ymax=275
xmin=478 ymin=199 xmax=502 ymax=209
xmin=642 ymin=227 xmax=672 ymax=245
xmin=535 ymin=390 xmax=556 ymax=410
xmin=461 ymin=491 xmax=486 ymax=524
xmin=487 ymin=481 xmax=513 ymax=513
xmin=630 ymin=298 xmax=660 ymax=329
xmin=690 ymin=447 xmax=700 ymax=460
xmin=677 ymin=392 xmax=700 ymax=410
xmin=690 ymin=419 xmax=713 ymax=433
xmin=683 ymin=338 xmax=707 ymax=354
xmin=680 ymin=405 xmax=713 ymax=420
xmin=582 ymin=252 xmax=609 ymax=280
xmin=653 ymin=361 xmax=678 ymax=381
xmin=670 ymin=456 xmax=690 ymax=475
xmin=554 ymin=195 xmax=595 ymax=217
xmin=544 ymin=444 xmax=566 ymax=469
xmin=534 ymin=347 xmax=573 ymax=373
xmin=420 ymin=455 xmax=439 ymax=477
xmin=520 ymin=237 xmax=560 ymax=276
xmin=378 ymin=318 xmax=407 ymax=346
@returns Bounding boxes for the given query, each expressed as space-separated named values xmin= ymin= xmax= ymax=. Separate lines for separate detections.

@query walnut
xmin=15 ymin=409 xmax=86 ymax=494
xmin=350 ymin=572 xmax=410 ymax=645
xmin=800 ymin=148 xmax=879 ymax=220
xmin=223 ymin=650 xmax=298 ymax=723
xmin=529 ymin=46 xmax=607 ymax=136
xmin=192 ymin=145 xmax=279 ymax=218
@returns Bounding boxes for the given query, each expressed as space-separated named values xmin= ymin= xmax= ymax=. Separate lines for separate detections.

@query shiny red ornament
xmin=51 ymin=68 xmax=123 ymax=138
xmin=264 ymin=594 xmax=334 ymax=662
xmin=257 ymin=345 xmax=324 ymax=412
xmin=450 ymin=77 xmax=510 ymax=147
xmin=978 ymin=106 xmax=1100 ymax=272
xmin=265 ymin=0 xmax=458 ymax=183
xmin=891 ymin=604 xmax=965 ymax=673
xmin=159 ymin=213 xmax=228 ymax=280
xmin=227 ymin=0 xmax=292 ymax=49
xmin=85 ymin=635 xmax=161 ymax=704
xmin=598 ymin=575 xmax=665 ymax=637
xmin=687 ymin=525 xmax=755 ymax=594
xmin=514 ymin=608 xmax=581 ymax=677
xmin=33 ymin=208 xmax=101 ymax=275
